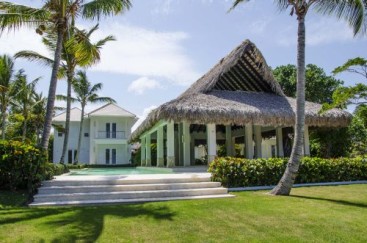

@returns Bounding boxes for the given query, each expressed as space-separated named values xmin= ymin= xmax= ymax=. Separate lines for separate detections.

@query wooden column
xmin=157 ymin=126 xmax=164 ymax=167
xmin=254 ymin=125 xmax=262 ymax=158
xmin=225 ymin=125 xmax=233 ymax=156
xmin=166 ymin=122 xmax=175 ymax=167
xmin=304 ymin=125 xmax=310 ymax=156
xmin=245 ymin=125 xmax=254 ymax=159
xmin=207 ymin=123 xmax=217 ymax=163
xmin=276 ymin=127 xmax=284 ymax=157
xmin=182 ymin=121 xmax=191 ymax=166
xmin=146 ymin=133 xmax=151 ymax=166
xmin=140 ymin=136 xmax=146 ymax=166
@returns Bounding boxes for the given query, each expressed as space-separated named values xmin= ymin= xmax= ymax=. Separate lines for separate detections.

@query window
xmin=106 ymin=149 xmax=110 ymax=164
xmin=106 ymin=123 xmax=110 ymax=138
xmin=68 ymin=150 xmax=72 ymax=164
xmin=112 ymin=123 xmax=117 ymax=138
xmin=84 ymin=133 xmax=89 ymax=137
xmin=58 ymin=132 xmax=63 ymax=137
xmin=112 ymin=149 xmax=116 ymax=164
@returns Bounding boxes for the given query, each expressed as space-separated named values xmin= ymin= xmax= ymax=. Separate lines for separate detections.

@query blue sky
xmin=1 ymin=0 xmax=367 ymax=130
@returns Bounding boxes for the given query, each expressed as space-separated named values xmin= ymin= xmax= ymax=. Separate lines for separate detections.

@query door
xmin=112 ymin=123 xmax=117 ymax=138
xmin=112 ymin=149 xmax=116 ymax=164
xmin=68 ymin=150 xmax=72 ymax=164
xmin=105 ymin=149 xmax=110 ymax=164
xmin=106 ymin=123 xmax=110 ymax=138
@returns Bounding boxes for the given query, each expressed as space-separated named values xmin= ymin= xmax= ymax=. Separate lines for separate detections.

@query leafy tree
xmin=57 ymin=71 xmax=115 ymax=163
xmin=273 ymin=64 xmax=343 ymax=103
xmin=231 ymin=0 xmax=365 ymax=195
xmin=0 ymin=0 xmax=132 ymax=151
xmin=0 ymin=54 xmax=15 ymax=140
xmin=16 ymin=25 xmax=115 ymax=163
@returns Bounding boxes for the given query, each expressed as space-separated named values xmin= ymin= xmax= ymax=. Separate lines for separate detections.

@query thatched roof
xmin=130 ymin=40 xmax=351 ymax=142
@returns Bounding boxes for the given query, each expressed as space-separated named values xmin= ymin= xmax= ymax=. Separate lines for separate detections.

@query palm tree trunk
xmin=22 ymin=114 xmax=27 ymax=142
xmin=270 ymin=15 xmax=306 ymax=196
xmin=41 ymin=25 xmax=64 ymax=150
xmin=1 ymin=107 xmax=6 ymax=140
xmin=59 ymin=71 xmax=73 ymax=163
xmin=74 ymin=105 xmax=84 ymax=164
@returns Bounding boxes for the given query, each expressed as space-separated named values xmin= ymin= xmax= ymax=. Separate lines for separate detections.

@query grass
xmin=0 ymin=185 xmax=366 ymax=242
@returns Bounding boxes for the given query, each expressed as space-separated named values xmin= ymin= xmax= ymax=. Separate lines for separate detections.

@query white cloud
xmin=128 ymin=77 xmax=161 ymax=95
xmin=276 ymin=18 xmax=355 ymax=47
xmin=0 ymin=28 xmax=50 ymax=57
xmin=132 ymin=105 xmax=158 ymax=132
xmin=90 ymin=23 xmax=200 ymax=85
xmin=151 ymin=0 xmax=174 ymax=15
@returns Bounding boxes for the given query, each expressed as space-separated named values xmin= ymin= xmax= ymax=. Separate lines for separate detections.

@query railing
xmin=96 ymin=131 xmax=126 ymax=139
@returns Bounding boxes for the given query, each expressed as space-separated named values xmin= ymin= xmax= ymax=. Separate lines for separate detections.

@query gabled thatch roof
xmin=130 ymin=40 xmax=351 ymax=142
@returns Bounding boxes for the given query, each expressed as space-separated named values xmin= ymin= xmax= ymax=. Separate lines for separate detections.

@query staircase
xmin=30 ymin=174 xmax=234 ymax=206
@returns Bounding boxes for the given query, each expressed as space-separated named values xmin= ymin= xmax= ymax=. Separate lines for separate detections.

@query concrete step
xmin=33 ymin=188 xmax=228 ymax=203
xmin=38 ymin=182 xmax=222 ymax=194
xmin=29 ymin=194 xmax=235 ymax=207
xmin=42 ymin=176 xmax=211 ymax=187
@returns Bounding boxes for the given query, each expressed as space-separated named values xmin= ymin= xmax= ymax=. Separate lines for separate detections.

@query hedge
xmin=208 ymin=157 xmax=367 ymax=187
xmin=0 ymin=140 xmax=68 ymax=192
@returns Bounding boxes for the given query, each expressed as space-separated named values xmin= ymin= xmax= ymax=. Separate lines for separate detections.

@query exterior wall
xmin=53 ymin=116 xmax=135 ymax=164
xmin=53 ymin=120 xmax=90 ymax=164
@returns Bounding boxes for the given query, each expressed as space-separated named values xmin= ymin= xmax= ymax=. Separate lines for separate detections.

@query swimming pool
xmin=68 ymin=167 xmax=173 ymax=176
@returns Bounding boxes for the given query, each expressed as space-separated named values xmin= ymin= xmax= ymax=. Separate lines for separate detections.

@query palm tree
xmin=0 ymin=0 xmax=131 ymax=151
xmin=0 ymin=55 xmax=15 ymax=140
xmin=10 ymin=70 xmax=41 ymax=142
xmin=57 ymin=70 xmax=115 ymax=163
xmin=231 ymin=0 xmax=365 ymax=195
xmin=16 ymin=25 xmax=115 ymax=163
xmin=32 ymin=92 xmax=47 ymax=145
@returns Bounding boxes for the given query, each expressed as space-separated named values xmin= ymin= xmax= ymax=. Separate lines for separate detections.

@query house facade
xmin=53 ymin=103 xmax=137 ymax=164
xmin=130 ymin=40 xmax=351 ymax=167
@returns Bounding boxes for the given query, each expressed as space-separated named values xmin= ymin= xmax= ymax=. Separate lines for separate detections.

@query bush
xmin=0 ymin=140 xmax=68 ymax=193
xmin=209 ymin=157 xmax=367 ymax=187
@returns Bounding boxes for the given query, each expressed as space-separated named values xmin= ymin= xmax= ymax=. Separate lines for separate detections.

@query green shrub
xmin=209 ymin=157 xmax=367 ymax=187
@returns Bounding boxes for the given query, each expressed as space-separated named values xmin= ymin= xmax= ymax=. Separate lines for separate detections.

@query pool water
xmin=68 ymin=167 xmax=173 ymax=176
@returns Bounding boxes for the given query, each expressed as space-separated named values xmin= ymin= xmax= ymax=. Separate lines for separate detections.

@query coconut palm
xmin=57 ymin=71 xmax=115 ymax=163
xmin=16 ymin=25 xmax=115 ymax=163
xmin=231 ymin=0 xmax=365 ymax=195
xmin=0 ymin=0 xmax=131 ymax=150
xmin=10 ymin=70 xmax=41 ymax=142
xmin=0 ymin=55 xmax=15 ymax=140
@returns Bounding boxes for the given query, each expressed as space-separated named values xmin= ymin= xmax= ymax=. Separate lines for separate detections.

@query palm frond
xmin=89 ymin=96 xmax=116 ymax=104
xmin=0 ymin=2 xmax=50 ymax=33
xmin=14 ymin=50 xmax=54 ymax=67
xmin=82 ymin=0 xmax=132 ymax=20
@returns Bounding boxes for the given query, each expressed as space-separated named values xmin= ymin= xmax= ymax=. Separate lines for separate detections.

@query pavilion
xmin=130 ymin=40 xmax=351 ymax=167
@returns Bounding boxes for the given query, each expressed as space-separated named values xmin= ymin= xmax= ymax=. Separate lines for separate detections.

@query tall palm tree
xmin=0 ymin=0 xmax=131 ymax=151
xmin=32 ymin=92 xmax=47 ymax=145
xmin=10 ymin=70 xmax=41 ymax=142
xmin=16 ymin=25 xmax=115 ymax=163
xmin=231 ymin=0 xmax=365 ymax=195
xmin=0 ymin=54 xmax=15 ymax=140
xmin=58 ymin=70 xmax=115 ymax=163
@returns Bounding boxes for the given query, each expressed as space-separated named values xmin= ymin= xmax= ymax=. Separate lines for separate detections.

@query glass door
xmin=112 ymin=123 xmax=116 ymax=138
xmin=112 ymin=149 xmax=116 ymax=164
xmin=106 ymin=123 xmax=110 ymax=138
xmin=105 ymin=149 xmax=110 ymax=164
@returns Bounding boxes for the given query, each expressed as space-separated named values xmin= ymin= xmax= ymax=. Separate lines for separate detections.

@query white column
xmin=276 ymin=127 xmax=284 ymax=157
xmin=166 ymin=122 xmax=175 ymax=167
xmin=182 ymin=121 xmax=191 ymax=166
xmin=225 ymin=125 xmax=233 ymax=157
xmin=207 ymin=123 xmax=217 ymax=163
xmin=254 ymin=125 xmax=262 ymax=158
xmin=304 ymin=125 xmax=310 ymax=156
xmin=245 ymin=125 xmax=254 ymax=159
xmin=146 ymin=133 xmax=151 ymax=166
xmin=140 ymin=137 xmax=146 ymax=166
xmin=157 ymin=126 xmax=164 ymax=167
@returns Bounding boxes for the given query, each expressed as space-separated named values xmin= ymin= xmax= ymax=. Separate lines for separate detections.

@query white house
xmin=53 ymin=103 xmax=137 ymax=164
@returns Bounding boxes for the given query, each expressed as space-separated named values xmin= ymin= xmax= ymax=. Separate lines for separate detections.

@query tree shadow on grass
xmin=0 ymin=203 xmax=176 ymax=242
xmin=290 ymin=195 xmax=367 ymax=209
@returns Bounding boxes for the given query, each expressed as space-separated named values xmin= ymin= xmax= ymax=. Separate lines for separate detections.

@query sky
xmin=1 ymin=0 xmax=367 ymax=131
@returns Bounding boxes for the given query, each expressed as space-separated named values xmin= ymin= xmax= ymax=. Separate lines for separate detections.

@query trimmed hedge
xmin=0 ymin=140 xmax=68 ymax=192
xmin=208 ymin=157 xmax=367 ymax=187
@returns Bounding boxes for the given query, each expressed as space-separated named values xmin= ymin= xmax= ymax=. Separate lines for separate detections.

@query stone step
xmin=42 ymin=176 xmax=211 ymax=187
xmin=38 ymin=182 xmax=222 ymax=194
xmin=29 ymin=194 xmax=235 ymax=207
xmin=33 ymin=188 xmax=228 ymax=203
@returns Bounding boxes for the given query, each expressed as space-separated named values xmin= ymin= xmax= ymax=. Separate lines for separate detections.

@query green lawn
xmin=1 ymin=185 xmax=366 ymax=242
